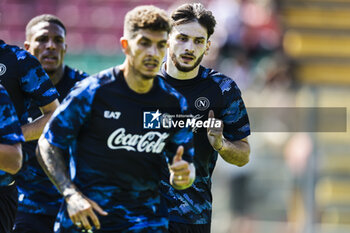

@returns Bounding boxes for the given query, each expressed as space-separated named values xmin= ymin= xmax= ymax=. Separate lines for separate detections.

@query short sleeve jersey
xmin=0 ymin=85 xmax=25 ymax=186
xmin=0 ymin=40 xmax=58 ymax=125
xmin=16 ymin=66 xmax=88 ymax=215
xmin=160 ymin=65 xmax=250 ymax=224
xmin=44 ymin=67 xmax=194 ymax=232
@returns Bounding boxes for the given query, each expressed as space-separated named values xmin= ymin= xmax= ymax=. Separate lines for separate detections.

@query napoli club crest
xmin=195 ymin=97 xmax=210 ymax=111
xmin=0 ymin=63 xmax=6 ymax=76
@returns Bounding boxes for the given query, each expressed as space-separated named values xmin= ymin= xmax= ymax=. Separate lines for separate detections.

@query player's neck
xmin=165 ymin=59 xmax=200 ymax=80
xmin=48 ymin=65 xmax=65 ymax=86
xmin=120 ymin=61 xmax=154 ymax=94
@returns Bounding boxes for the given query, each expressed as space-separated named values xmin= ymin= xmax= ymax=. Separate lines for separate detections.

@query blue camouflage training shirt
xmin=44 ymin=67 xmax=194 ymax=232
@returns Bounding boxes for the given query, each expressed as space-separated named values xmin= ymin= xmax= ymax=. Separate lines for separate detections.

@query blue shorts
xmin=0 ymin=184 xmax=18 ymax=233
xmin=13 ymin=211 xmax=56 ymax=233
xmin=169 ymin=221 xmax=211 ymax=233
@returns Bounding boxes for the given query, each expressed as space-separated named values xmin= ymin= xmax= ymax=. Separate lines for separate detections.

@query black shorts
xmin=168 ymin=221 xmax=211 ymax=233
xmin=0 ymin=184 xmax=18 ymax=233
xmin=13 ymin=211 xmax=57 ymax=233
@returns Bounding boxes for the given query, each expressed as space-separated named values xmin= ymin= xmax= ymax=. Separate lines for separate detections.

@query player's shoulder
xmin=83 ymin=67 xmax=115 ymax=86
xmin=65 ymin=65 xmax=89 ymax=81
xmin=202 ymin=66 xmax=241 ymax=96
xmin=71 ymin=67 xmax=116 ymax=95
xmin=92 ymin=66 xmax=116 ymax=85
xmin=156 ymin=76 xmax=188 ymax=112
xmin=203 ymin=66 xmax=237 ymax=86
xmin=0 ymin=42 xmax=23 ymax=63
xmin=1 ymin=42 xmax=38 ymax=64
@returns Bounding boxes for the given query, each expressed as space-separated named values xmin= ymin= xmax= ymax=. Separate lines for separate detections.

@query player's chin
xmin=176 ymin=63 xmax=196 ymax=72
xmin=141 ymin=70 xmax=158 ymax=80
xmin=43 ymin=65 xmax=58 ymax=74
xmin=141 ymin=72 xmax=157 ymax=80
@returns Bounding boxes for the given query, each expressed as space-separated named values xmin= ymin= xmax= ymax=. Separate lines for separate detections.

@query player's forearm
xmin=37 ymin=136 xmax=78 ymax=197
xmin=0 ymin=143 xmax=22 ymax=174
xmin=21 ymin=114 xmax=51 ymax=141
xmin=21 ymin=100 xmax=59 ymax=141
xmin=218 ymin=138 xmax=250 ymax=166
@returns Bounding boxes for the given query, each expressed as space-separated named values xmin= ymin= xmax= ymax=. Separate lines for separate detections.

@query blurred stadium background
xmin=1 ymin=0 xmax=350 ymax=232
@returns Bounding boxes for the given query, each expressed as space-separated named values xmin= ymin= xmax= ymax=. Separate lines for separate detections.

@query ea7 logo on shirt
xmin=104 ymin=111 xmax=121 ymax=120
xmin=195 ymin=97 xmax=210 ymax=111
xmin=0 ymin=63 xmax=6 ymax=76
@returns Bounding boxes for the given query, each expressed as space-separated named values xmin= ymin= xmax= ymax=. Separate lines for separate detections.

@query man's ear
xmin=205 ymin=40 xmax=211 ymax=55
xmin=120 ymin=37 xmax=129 ymax=54
xmin=24 ymin=41 xmax=30 ymax=51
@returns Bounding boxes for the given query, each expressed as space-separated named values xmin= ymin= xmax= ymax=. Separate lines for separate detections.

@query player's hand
xmin=66 ymin=192 xmax=108 ymax=231
xmin=169 ymin=146 xmax=191 ymax=189
xmin=207 ymin=110 xmax=224 ymax=151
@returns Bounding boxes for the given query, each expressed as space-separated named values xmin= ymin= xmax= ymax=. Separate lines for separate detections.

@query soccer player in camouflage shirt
xmin=0 ymin=41 xmax=59 ymax=141
xmin=37 ymin=5 xmax=195 ymax=233
xmin=160 ymin=3 xmax=251 ymax=233
xmin=13 ymin=14 xmax=88 ymax=233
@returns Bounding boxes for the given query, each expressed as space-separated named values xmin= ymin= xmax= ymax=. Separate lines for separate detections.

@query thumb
xmin=173 ymin=146 xmax=184 ymax=164
xmin=207 ymin=110 xmax=215 ymax=134
xmin=88 ymin=199 xmax=108 ymax=216
xmin=208 ymin=110 xmax=214 ymax=119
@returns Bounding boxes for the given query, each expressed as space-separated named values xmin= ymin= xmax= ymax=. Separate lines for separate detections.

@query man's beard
xmin=130 ymin=63 xmax=156 ymax=80
xmin=45 ymin=69 xmax=56 ymax=76
xmin=42 ymin=63 xmax=59 ymax=76
xmin=44 ymin=68 xmax=58 ymax=76
xmin=141 ymin=73 xmax=156 ymax=80
xmin=170 ymin=51 xmax=205 ymax=72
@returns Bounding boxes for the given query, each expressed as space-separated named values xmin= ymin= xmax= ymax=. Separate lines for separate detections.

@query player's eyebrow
xmin=139 ymin=36 xmax=152 ymax=42
xmin=194 ymin=36 xmax=206 ymax=40
xmin=179 ymin=33 xmax=205 ymax=40
xmin=158 ymin=39 xmax=167 ymax=44
xmin=140 ymin=36 xmax=167 ymax=44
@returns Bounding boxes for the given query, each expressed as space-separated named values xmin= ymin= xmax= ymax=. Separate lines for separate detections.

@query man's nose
xmin=184 ymin=41 xmax=194 ymax=53
xmin=148 ymin=45 xmax=159 ymax=56
xmin=46 ymin=39 xmax=56 ymax=50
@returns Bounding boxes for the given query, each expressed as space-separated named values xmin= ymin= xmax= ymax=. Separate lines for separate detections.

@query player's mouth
xmin=42 ymin=55 xmax=58 ymax=63
xmin=143 ymin=60 xmax=159 ymax=70
xmin=180 ymin=54 xmax=195 ymax=63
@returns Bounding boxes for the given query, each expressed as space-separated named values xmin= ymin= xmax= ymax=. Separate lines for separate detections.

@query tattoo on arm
xmin=36 ymin=136 xmax=78 ymax=198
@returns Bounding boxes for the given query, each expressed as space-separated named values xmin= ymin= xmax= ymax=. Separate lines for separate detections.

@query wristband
xmin=62 ymin=187 xmax=78 ymax=200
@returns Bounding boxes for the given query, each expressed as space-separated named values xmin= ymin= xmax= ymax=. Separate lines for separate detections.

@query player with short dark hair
xmin=37 ymin=5 xmax=195 ymax=233
xmin=0 ymin=85 xmax=24 ymax=233
xmin=25 ymin=14 xmax=66 ymax=40
xmin=13 ymin=14 xmax=88 ymax=233
xmin=160 ymin=3 xmax=251 ymax=233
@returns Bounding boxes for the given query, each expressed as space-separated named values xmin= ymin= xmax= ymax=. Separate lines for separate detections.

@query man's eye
xmin=55 ymin=38 xmax=64 ymax=43
xmin=178 ymin=37 xmax=187 ymax=42
xmin=36 ymin=37 xmax=47 ymax=42
xmin=158 ymin=43 xmax=166 ymax=49
xmin=140 ymin=41 xmax=150 ymax=47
